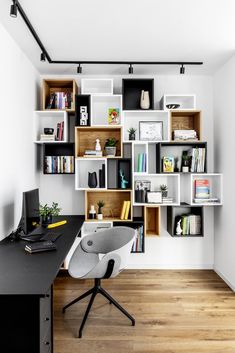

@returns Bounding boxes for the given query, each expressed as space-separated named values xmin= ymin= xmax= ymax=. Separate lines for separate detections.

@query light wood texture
xmin=85 ymin=190 xmax=132 ymax=221
xmin=144 ymin=206 xmax=160 ymax=236
xmin=42 ymin=79 xmax=78 ymax=112
xmin=75 ymin=126 xmax=122 ymax=158
xmin=170 ymin=110 xmax=201 ymax=141
xmin=54 ymin=270 xmax=235 ymax=353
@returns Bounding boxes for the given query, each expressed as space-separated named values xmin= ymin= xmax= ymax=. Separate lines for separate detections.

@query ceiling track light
xmin=77 ymin=64 xmax=82 ymax=74
xmin=129 ymin=64 xmax=133 ymax=74
xmin=180 ymin=65 xmax=185 ymax=74
xmin=40 ymin=52 xmax=46 ymax=62
xmin=10 ymin=0 xmax=17 ymax=18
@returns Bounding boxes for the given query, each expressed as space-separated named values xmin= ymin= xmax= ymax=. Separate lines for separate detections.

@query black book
xmin=25 ymin=241 xmax=57 ymax=254
xmin=101 ymin=163 xmax=105 ymax=188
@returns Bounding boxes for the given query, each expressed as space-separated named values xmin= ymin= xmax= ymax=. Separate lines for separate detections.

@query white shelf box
xmin=160 ymin=94 xmax=196 ymax=110
xmin=123 ymin=110 xmax=170 ymax=142
xmin=91 ymin=95 xmax=122 ymax=125
xmin=81 ymin=79 xmax=113 ymax=95
xmin=33 ymin=111 xmax=68 ymax=144
xmin=185 ymin=173 xmax=223 ymax=206
xmin=132 ymin=142 xmax=148 ymax=174
xmin=133 ymin=174 xmax=180 ymax=206
xmin=75 ymin=158 xmax=107 ymax=190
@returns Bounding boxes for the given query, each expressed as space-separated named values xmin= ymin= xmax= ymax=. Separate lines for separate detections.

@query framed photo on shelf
xmin=163 ymin=157 xmax=174 ymax=173
xmin=139 ymin=121 xmax=163 ymax=141
xmin=147 ymin=191 xmax=162 ymax=204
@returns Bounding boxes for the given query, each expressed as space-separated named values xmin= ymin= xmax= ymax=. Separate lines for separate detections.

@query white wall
xmin=214 ymin=56 xmax=235 ymax=290
xmin=40 ymin=74 xmax=215 ymax=269
xmin=0 ymin=23 xmax=40 ymax=240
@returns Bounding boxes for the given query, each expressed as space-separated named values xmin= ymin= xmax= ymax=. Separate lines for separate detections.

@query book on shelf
xmin=175 ymin=214 xmax=201 ymax=235
xmin=56 ymin=121 xmax=64 ymax=141
xmin=173 ymin=130 xmax=198 ymax=141
xmin=47 ymin=91 xmax=72 ymax=110
xmin=162 ymin=197 xmax=174 ymax=203
xmin=120 ymin=200 xmax=131 ymax=220
xmin=120 ymin=201 xmax=127 ymax=220
xmin=137 ymin=153 xmax=146 ymax=172
xmin=193 ymin=198 xmax=219 ymax=203
xmin=132 ymin=225 xmax=144 ymax=252
xmin=187 ymin=148 xmax=206 ymax=172
xmin=163 ymin=157 xmax=174 ymax=172
xmin=84 ymin=150 xmax=103 ymax=157
xmin=195 ymin=179 xmax=210 ymax=199
xmin=44 ymin=156 xmax=74 ymax=174
xmin=40 ymin=134 xmax=55 ymax=142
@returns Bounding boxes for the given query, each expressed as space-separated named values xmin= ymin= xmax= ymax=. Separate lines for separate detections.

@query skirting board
xmin=214 ymin=267 xmax=235 ymax=292
xmin=126 ymin=264 xmax=213 ymax=270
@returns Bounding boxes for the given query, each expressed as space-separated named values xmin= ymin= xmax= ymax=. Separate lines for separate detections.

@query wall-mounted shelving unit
xmin=75 ymin=158 xmax=107 ymax=190
xmin=160 ymin=94 xmax=196 ymax=110
xmin=170 ymin=110 xmax=201 ymax=141
xmin=144 ymin=206 xmax=160 ymax=236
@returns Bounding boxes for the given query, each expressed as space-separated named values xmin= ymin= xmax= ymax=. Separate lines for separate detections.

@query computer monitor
xmin=19 ymin=188 xmax=40 ymax=235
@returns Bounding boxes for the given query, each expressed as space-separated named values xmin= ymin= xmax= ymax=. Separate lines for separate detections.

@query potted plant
xmin=39 ymin=202 xmax=61 ymax=226
xmin=181 ymin=153 xmax=190 ymax=173
xmin=105 ymin=137 xmax=118 ymax=156
xmin=127 ymin=127 xmax=137 ymax=140
xmin=97 ymin=200 xmax=105 ymax=220
xmin=160 ymin=184 xmax=168 ymax=198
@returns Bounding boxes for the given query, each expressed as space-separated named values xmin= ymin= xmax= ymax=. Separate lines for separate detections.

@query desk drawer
xmin=40 ymin=327 xmax=51 ymax=353
xmin=40 ymin=287 xmax=52 ymax=352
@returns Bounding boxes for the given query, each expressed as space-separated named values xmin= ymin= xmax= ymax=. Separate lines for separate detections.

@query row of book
xmin=47 ymin=92 xmax=72 ymax=109
xmin=175 ymin=214 xmax=202 ymax=235
xmin=137 ymin=153 xmax=147 ymax=172
xmin=194 ymin=179 xmax=219 ymax=203
xmin=44 ymin=156 xmax=74 ymax=174
xmin=132 ymin=225 xmax=144 ymax=252
xmin=120 ymin=201 xmax=131 ymax=220
xmin=40 ymin=121 xmax=64 ymax=142
xmin=188 ymin=148 xmax=206 ymax=172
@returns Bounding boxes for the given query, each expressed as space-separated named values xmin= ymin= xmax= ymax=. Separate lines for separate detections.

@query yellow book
xmin=120 ymin=201 xmax=127 ymax=220
xmin=124 ymin=201 xmax=131 ymax=220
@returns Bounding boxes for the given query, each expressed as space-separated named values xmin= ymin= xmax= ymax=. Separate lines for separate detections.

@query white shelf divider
xmin=160 ymin=94 xmax=196 ymax=110
xmin=75 ymin=157 xmax=107 ymax=190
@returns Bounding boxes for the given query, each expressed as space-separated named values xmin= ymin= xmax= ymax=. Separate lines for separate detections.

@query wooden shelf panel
xmin=170 ymin=110 xmax=201 ymax=141
xmin=144 ymin=206 xmax=160 ymax=236
xmin=85 ymin=190 xmax=132 ymax=221
xmin=75 ymin=126 xmax=122 ymax=158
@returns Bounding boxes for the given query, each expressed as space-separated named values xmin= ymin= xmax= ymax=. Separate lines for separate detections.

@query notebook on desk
xmin=25 ymin=240 xmax=57 ymax=253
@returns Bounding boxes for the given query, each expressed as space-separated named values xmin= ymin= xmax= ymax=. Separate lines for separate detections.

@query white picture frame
xmin=139 ymin=121 xmax=163 ymax=141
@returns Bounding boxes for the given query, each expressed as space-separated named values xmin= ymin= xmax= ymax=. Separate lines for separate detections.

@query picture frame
xmin=147 ymin=191 xmax=162 ymax=204
xmin=139 ymin=121 xmax=163 ymax=141
xmin=163 ymin=156 xmax=174 ymax=173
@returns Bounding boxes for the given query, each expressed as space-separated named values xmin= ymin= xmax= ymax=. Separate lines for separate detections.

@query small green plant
xmin=39 ymin=202 xmax=61 ymax=217
xmin=97 ymin=200 xmax=105 ymax=214
xmin=160 ymin=184 xmax=168 ymax=192
xmin=105 ymin=137 xmax=119 ymax=147
xmin=127 ymin=127 xmax=137 ymax=135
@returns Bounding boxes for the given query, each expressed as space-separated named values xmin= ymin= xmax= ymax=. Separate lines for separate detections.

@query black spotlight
xmin=129 ymin=64 xmax=133 ymax=74
xmin=180 ymin=65 xmax=185 ymax=74
xmin=77 ymin=64 xmax=82 ymax=74
xmin=10 ymin=1 xmax=17 ymax=18
xmin=40 ymin=52 xmax=46 ymax=62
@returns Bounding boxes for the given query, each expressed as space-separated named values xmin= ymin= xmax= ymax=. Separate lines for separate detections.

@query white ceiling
xmin=1 ymin=0 xmax=235 ymax=75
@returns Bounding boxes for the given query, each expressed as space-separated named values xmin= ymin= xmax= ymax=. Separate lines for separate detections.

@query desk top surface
xmin=0 ymin=216 xmax=84 ymax=296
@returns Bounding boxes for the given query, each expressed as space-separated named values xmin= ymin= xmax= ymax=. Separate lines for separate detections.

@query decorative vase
xmin=89 ymin=205 xmax=96 ymax=219
xmin=140 ymin=90 xmax=150 ymax=110
xmin=88 ymin=172 xmax=97 ymax=188
xmin=97 ymin=213 xmax=103 ymax=220
xmin=105 ymin=146 xmax=116 ymax=156
xmin=95 ymin=139 xmax=101 ymax=152
xmin=129 ymin=133 xmax=135 ymax=140
xmin=41 ymin=214 xmax=52 ymax=227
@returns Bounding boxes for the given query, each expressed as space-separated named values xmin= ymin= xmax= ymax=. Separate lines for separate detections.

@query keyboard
xmin=21 ymin=232 xmax=61 ymax=243
xmin=40 ymin=232 xmax=61 ymax=242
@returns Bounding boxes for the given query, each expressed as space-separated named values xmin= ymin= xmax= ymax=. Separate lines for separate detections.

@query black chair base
xmin=62 ymin=278 xmax=135 ymax=338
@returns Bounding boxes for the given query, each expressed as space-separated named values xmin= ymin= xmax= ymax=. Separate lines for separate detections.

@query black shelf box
xmin=107 ymin=158 xmax=132 ymax=189
xmin=122 ymin=79 xmax=154 ymax=110
xmin=113 ymin=218 xmax=145 ymax=253
xmin=156 ymin=141 xmax=207 ymax=173
xmin=43 ymin=142 xmax=75 ymax=175
xmin=167 ymin=204 xmax=204 ymax=237
xmin=75 ymin=94 xmax=91 ymax=126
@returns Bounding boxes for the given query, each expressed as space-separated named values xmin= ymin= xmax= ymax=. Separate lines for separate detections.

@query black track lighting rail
xmin=11 ymin=0 xmax=203 ymax=72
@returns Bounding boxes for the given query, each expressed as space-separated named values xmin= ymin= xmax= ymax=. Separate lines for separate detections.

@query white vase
xmin=97 ymin=213 xmax=103 ymax=220
xmin=95 ymin=139 xmax=101 ymax=152
xmin=140 ymin=90 xmax=150 ymax=109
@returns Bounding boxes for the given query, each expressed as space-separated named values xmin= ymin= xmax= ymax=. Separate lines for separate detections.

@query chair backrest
xmin=68 ymin=226 xmax=136 ymax=279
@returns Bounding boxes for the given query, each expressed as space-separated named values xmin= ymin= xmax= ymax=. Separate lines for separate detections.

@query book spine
xmin=120 ymin=201 xmax=127 ymax=220
xmin=124 ymin=201 xmax=131 ymax=220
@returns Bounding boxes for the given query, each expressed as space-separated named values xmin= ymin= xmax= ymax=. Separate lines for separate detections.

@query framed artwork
xmin=139 ymin=121 xmax=163 ymax=141
xmin=108 ymin=108 xmax=120 ymax=125
xmin=163 ymin=156 xmax=174 ymax=173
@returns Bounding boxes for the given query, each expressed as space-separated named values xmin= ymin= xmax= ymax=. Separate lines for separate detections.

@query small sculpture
xmin=119 ymin=169 xmax=128 ymax=189
xmin=95 ymin=139 xmax=101 ymax=152
xmin=176 ymin=219 xmax=183 ymax=235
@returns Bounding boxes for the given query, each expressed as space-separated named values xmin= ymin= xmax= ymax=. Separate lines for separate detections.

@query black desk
xmin=0 ymin=215 xmax=84 ymax=353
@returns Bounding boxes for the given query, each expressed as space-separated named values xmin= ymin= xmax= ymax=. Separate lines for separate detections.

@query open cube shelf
xmin=75 ymin=158 xmax=107 ymax=190
xmin=43 ymin=142 xmax=74 ymax=174
xmin=144 ymin=206 xmax=160 ymax=236
xmin=122 ymin=79 xmax=154 ymax=110
xmin=91 ymin=95 xmax=122 ymax=126
xmin=161 ymin=94 xmax=196 ymax=110
xmin=170 ymin=110 xmax=201 ymax=141
xmin=133 ymin=142 xmax=148 ymax=173
xmin=113 ymin=218 xmax=145 ymax=253
xmin=75 ymin=94 xmax=91 ymax=126
xmin=107 ymin=158 xmax=132 ymax=189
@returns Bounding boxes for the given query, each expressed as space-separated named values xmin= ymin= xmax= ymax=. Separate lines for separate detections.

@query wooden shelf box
xmin=42 ymin=79 xmax=78 ymax=112
xmin=167 ymin=205 xmax=204 ymax=237
xmin=75 ymin=158 xmax=107 ymax=190
xmin=122 ymin=79 xmax=154 ymax=110
xmin=81 ymin=79 xmax=113 ymax=95
xmin=160 ymin=95 xmax=196 ymax=110
xmin=75 ymin=126 xmax=122 ymax=158
xmin=170 ymin=110 xmax=201 ymax=141
xmin=43 ymin=142 xmax=74 ymax=175
xmin=91 ymin=95 xmax=122 ymax=126
xmin=144 ymin=206 xmax=160 ymax=236
xmin=33 ymin=111 xmax=68 ymax=144
xmin=85 ymin=190 xmax=132 ymax=221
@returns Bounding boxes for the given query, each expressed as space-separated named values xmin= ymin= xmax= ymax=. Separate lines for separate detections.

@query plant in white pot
xmin=97 ymin=200 xmax=105 ymax=220
xmin=105 ymin=137 xmax=118 ymax=156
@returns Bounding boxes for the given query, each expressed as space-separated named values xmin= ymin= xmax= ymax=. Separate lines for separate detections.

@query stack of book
xmin=47 ymin=92 xmax=72 ymax=109
xmin=84 ymin=150 xmax=103 ymax=157
xmin=187 ymin=148 xmax=206 ymax=172
xmin=174 ymin=130 xmax=198 ymax=141
xmin=120 ymin=201 xmax=131 ymax=220
xmin=162 ymin=197 xmax=174 ymax=204
xmin=40 ymin=134 xmax=55 ymax=142
xmin=137 ymin=153 xmax=147 ymax=172
xmin=44 ymin=156 xmax=74 ymax=174
xmin=194 ymin=179 xmax=219 ymax=203
xmin=175 ymin=214 xmax=201 ymax=235
xmin=132 ymin=225 xmax=144 ymax=252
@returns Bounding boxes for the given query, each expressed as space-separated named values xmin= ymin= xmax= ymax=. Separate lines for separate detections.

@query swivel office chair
xmin=62 ymin=226 xmax=136 ymax=338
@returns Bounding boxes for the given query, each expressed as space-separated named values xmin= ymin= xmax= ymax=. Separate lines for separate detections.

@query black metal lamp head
xmin=10 ymin=1 xmax=18 ymax=18
xmin=40 ymin=52 xmax=46 ymax=62
xmin=180 ymin=65 xmax=185 ymax=74
xmin=129 ymin=64 xmax=133 ymax=74
xmin=77 ymin=64 xmax=82 ymax=74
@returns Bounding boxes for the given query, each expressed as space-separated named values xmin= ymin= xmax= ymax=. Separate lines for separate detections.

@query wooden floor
xmin=54 ymin=270 xmax=235 ymax=353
